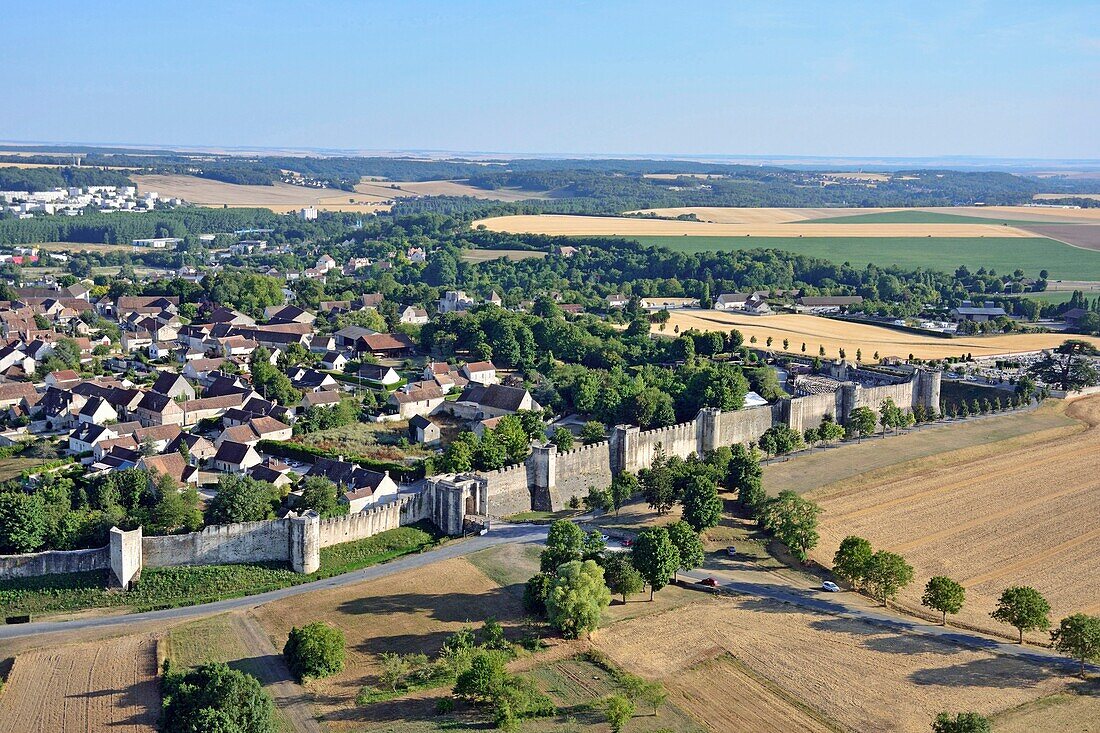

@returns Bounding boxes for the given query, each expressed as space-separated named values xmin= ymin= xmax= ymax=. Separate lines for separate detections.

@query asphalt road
xmin=3 ymin=522 xmax=1091 ymax=675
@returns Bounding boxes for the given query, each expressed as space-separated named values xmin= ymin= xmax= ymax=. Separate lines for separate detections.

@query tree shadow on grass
xmin=335 ymin=587 xmax=523 ymax=623
xmin=908 ymin=655 xmax=1063 ymax=689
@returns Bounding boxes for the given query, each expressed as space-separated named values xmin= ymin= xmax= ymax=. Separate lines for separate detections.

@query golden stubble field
xmin=474 ymin=213 xmax=1038 ymax=238
xmin=595 ymin=598 xmax=1072 ymax=733
xmin=652 ymin=308 xmax=1100 ymax=360
xmin=808 ymin=396 xmax=1100 ymax=641
xmin=0 ymin=634 xmax=160 ymax=733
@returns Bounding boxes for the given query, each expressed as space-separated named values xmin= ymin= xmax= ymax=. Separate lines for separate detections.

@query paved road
xmin=4 ymin=521 xmax=1090 ymax=675
xmin=0 ymin=523 xmax=547 ymax=641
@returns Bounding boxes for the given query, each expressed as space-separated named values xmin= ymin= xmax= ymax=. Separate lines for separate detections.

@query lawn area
xmin=762 ymin=401 xmax=1082 ymax=496
xmin=624 ymin=235 xmax=1100 ymax=280
xmin=461 ymin=247 xmax=547 ymax=262
xmin=0 ymin=522 xmax=442 ymax=617
xmin=0 ymin=457 xmax=59 ymax=482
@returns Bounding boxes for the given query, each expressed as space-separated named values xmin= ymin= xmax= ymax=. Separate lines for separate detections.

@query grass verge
xmin=0 ymin=521 xmax=443 ymax=617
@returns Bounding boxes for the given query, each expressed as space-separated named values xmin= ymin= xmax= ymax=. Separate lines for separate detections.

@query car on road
xmin=725 ymin=546 xmax=737 ymax=557
xmin=699 ymin=577 xmax=720 ymax=588
xmin=621 ymin=538 xmax=633 ymax=547
xmin=822 ymin=581 xmax=841 ymax=592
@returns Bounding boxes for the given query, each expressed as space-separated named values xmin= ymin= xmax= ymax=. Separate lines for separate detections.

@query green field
xmin=625 ymin=235 xmax=1100 ymax=279
xmin=803 ymin=210 xmax=1046 ymax=225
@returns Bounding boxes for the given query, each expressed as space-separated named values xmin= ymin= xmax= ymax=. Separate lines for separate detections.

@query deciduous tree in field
xmin=726 ymin=444 xmax=765 ymax=515
xmin=832 ymin=535 xmax=873 ymax=588
xmin=603 ymin=694 xmax=634 ymax=733
xmin=603 ymin=551 xmax=645 ymax=603
xmin=862 ymin=550 xmax=914 ymax=607
xmin=681 ymin=474 xmax=722 ymax=532
xmin=845 ymin=406 xmax=877 ymax=443
xmin=666 ymin=520 xmax=704 ymax=581
xmin=991 ymin=586 xmax=1051 ymax=643
xmin=759 ymin=490 xmax=821 ymax=563
xmin=922 ymin=576 xmax=966 ymax=626
xmin=546 ymin=559 xmax=611 ymax=638
xmin=283 ymin=622 xmax=346 ymax=681
xmin=1050 ymin=613 xmax=1100 ymax=676
xmin=631 ymin=526 xmax=680 ymax=600
xmin=540 ymin=519 xmax=584 ymax=572
xmin=640 ymin=445 xmax=677 ymax=515
xmin=609 ymin=471 xmax=638 ymax=514
xmin=931 ymin=711 xmax=992 ymax=733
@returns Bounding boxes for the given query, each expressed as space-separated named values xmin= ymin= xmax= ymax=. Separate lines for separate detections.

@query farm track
xmin=233 ymin=613 xmax=323 ymax=733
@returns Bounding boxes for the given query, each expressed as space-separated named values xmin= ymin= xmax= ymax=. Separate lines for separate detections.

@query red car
xmin=621 ymin=538 xmax=633 ymax=547
xmin=699 ymin=577 xmax=720 ymax=588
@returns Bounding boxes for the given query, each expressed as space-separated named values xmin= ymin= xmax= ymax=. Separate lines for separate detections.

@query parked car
xmin=699 ymin=577 xmax=720 ymax=588
xmin=621 ymin=538 xmax=633 ymax=547
xmin=822 ymin=581 xmax=841 ymax=592
xmin=725 ymin=546 xmax=737 ymax=557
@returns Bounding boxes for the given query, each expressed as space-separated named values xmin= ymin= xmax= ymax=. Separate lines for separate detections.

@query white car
xmin=821 ymin=581 xmax=841 ymax=592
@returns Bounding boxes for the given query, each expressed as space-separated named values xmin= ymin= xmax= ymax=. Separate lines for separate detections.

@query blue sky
xmin=3 ymin=1 xmax=1098 ymax=158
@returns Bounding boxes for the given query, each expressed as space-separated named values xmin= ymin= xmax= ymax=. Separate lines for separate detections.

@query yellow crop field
xmin=808 ymin=396 xmax=1100 ymax=640
xmin=595 ymin=599 xmax=1071 ymax=733
xmin=473 ymin=213 xmax=1037 ymax=238
xmin=651 ymin=309 xmax=1100 ymax=360
xmin=356 ymin=179 xmax=548 ymax=201
xmin=133 ymin=174 xmax=394 ymax=213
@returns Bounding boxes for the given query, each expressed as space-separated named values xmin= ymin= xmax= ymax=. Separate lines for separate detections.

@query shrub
xmin=284 ymin=622 xmax=346 ymax=680
xmin=161 ymin=661 xmax=276 ymax=733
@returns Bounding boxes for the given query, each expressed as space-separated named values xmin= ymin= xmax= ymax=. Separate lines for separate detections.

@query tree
xmin=817 ymin=415 xmax=845 ymax=446
xmin=639 ymin=445 xmax=676 ymax=515
xmin=846 ymin=406 xmax=877 ymax=443
xmin=1028 ymin=339 xmax=1100 ymax=391
xmin=991 ymin=586 xmax=1051 ymax=643
xmin=931 ymin=712 xmax=992 ymax=733
xmin=284 ymin=622 xmax=346 ymax=680
xmin=144 ymin=475 xmax=202 ymax=535
xmin=832 ymin=535 xmax=873 ymax=588
xmin=759 ymin=490 xmax=821 ymax=563
xmin=297 ymin=476 xmax=348 ymax=518
xmin=681 ymin=475 xmax=722 ymax=531
xmin=879 ymin=397 xmax=903 ymax=436
xmin=204 ymin=474 xmax=281 ymax=525
xmin=0 ymin=491 xmax=46 ymax=553
xmin=583 ymin=485 xmax=612 ymax=513
xmin=545 ymin=559 xmax=612 ymax=638
xmin=493 ymin=415 xmax=532 ymax=465
xmin=378 ymin=652 xmax=411 ymax=692
xmin=551 ymin=427 xmax=574 ymax=452
xmin=523 ymin=572 xmax=554 ymax=616
xmin=922 ymin=576 xmax=966 ymax=626
xmin=582 ymin=529 xmax=607 ymax=561
xmin=540 ymin=519 xmax=585 ymax=572
xmin=666 ymin=521 xmax=704 ymax=580
xmin=609 ymin=471 xmax=638 ymax=514
xmin=726 ymin=444 xmax=765 ymax=515
xmin=758 ymin=424 xmax=803 ymax=457
xmin=631 ymin=526 xmax=680 ymax=601
xmin=162 ymin=662 xmax=277 ymax=733
xmin=1050 ymin=613 xmax=1100 ymax=676
xmin=603 ymin=552 xmax=644 ymax=603
xmin=249 ymin=346 xmax=302 ymax=406
xmin=580 ymin=421 xmax=606 ymax=443
xmin=603 ymin=694 xmax=634 ymax=733
xmin=454 ymin=650 xmax=507 ymax=702
xmin=863 ymin=551 xmax=914 ymax=607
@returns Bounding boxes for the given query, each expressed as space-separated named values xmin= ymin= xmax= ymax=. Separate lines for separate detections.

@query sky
xmin=3 ymin=1 xmax=1098 ymax=159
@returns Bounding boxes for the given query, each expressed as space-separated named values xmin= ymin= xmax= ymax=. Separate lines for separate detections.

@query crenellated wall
xmin=142 ymin=519 xmax=292 ymax=568
xmin=551 ymin=441 xmax=615 ymax=508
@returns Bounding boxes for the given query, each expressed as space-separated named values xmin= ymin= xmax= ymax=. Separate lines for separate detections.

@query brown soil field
xmin=808 ymin=396 xmax=1100 ymax=640
xmin=0 ymin=634 xmax=160 ymax=732
xmin=460 ymin=248 xmax=547 ymax=262
xmin=474 ymin=213 xmax=1035 ymax=238
xmin=652 ymin=308 xmax=1100 ymax=360
xmin=356 ymin=179 xmax=548 ymax=201
xmin=133 ymin=174 xmax=393 ymax=213
xmin=250 ymin=556 xmax=526 ymax=730
xmin=1035 ymin=193 xmax=1100 ymax=201
xmin=666 ymin=654 xmax=840 ymax=733
xmin=595 ymin=599 xmax=1072 ymax=733
xmin=1019 ymin=224 xmax=1100 ymax=251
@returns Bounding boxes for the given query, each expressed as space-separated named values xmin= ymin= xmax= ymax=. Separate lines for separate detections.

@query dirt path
xmin=232 ymin=613 xmax=323 ymax=733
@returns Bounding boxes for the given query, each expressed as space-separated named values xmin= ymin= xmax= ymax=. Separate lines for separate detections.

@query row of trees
xmin=833 ymin=535 xmax=1100 ymax=674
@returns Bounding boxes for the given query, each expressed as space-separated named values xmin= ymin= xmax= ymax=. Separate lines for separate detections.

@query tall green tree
xmin=631 ymin=526 xmax=680 ymax=601
xmin=845 ymin=406 xmax=877 ymax=443
xmin=759 ymin=490 xmax=821 ymax=563
xmin=681 ymin=475 xmax=722 ymax=532
xmin=991 ymin=586 xmax=1052 ymax=643
xmin=1050 ymin=613 xmax=1100 ymax=676
xmin=922 ymin=576 xmax=966 ymax=626
xmin=931 ymin=712 xmax=992 ymax=733
xmin=640 ymin=445 xmax=677 ymax=515
xmin=546 ymin=560 xmax=612 ymax=639
xmin=832 ymin=535 xmax=873 ymax=588
xmin=603 ymin=552 xmax=644 ymax=604
xmin=540 ymin=519 xmax=585 ymax=573
xmin=666 ymin=521 xmax=704 ymax=581
xmin=863 ymin=551 xmax=914 ymax=607
xmin=297 ymin=476 xmax=348 ymax=518
xmin=162 ymin=662 xmax=277 ymax=733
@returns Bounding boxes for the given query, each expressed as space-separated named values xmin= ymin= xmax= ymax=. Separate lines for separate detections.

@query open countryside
xmin=652 ymin=309 xmax=1100 ymax=360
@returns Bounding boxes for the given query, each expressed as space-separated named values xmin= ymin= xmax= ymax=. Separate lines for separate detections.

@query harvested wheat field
xmin=133 ymin=174 xmax=394 ymax=213
xmin=0 ymin=634 xmax=160 ymax=733
xmin=475 ymin=213 xmax=1037 ymax=238
xmin=595 ymin=598 xmax=1071 ymax=733
xmin=651 ymin=309 xmax=1100 ymax=360
xmin=809 ymin=395 xmax=1100 ymax=640
xmin=993 ymin=687 xmax=1100 ymax=732
xmin=356 ymin=178 xmax=548 ymax=201
xmin=250 ymin=556 xmax=525 ymax=730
